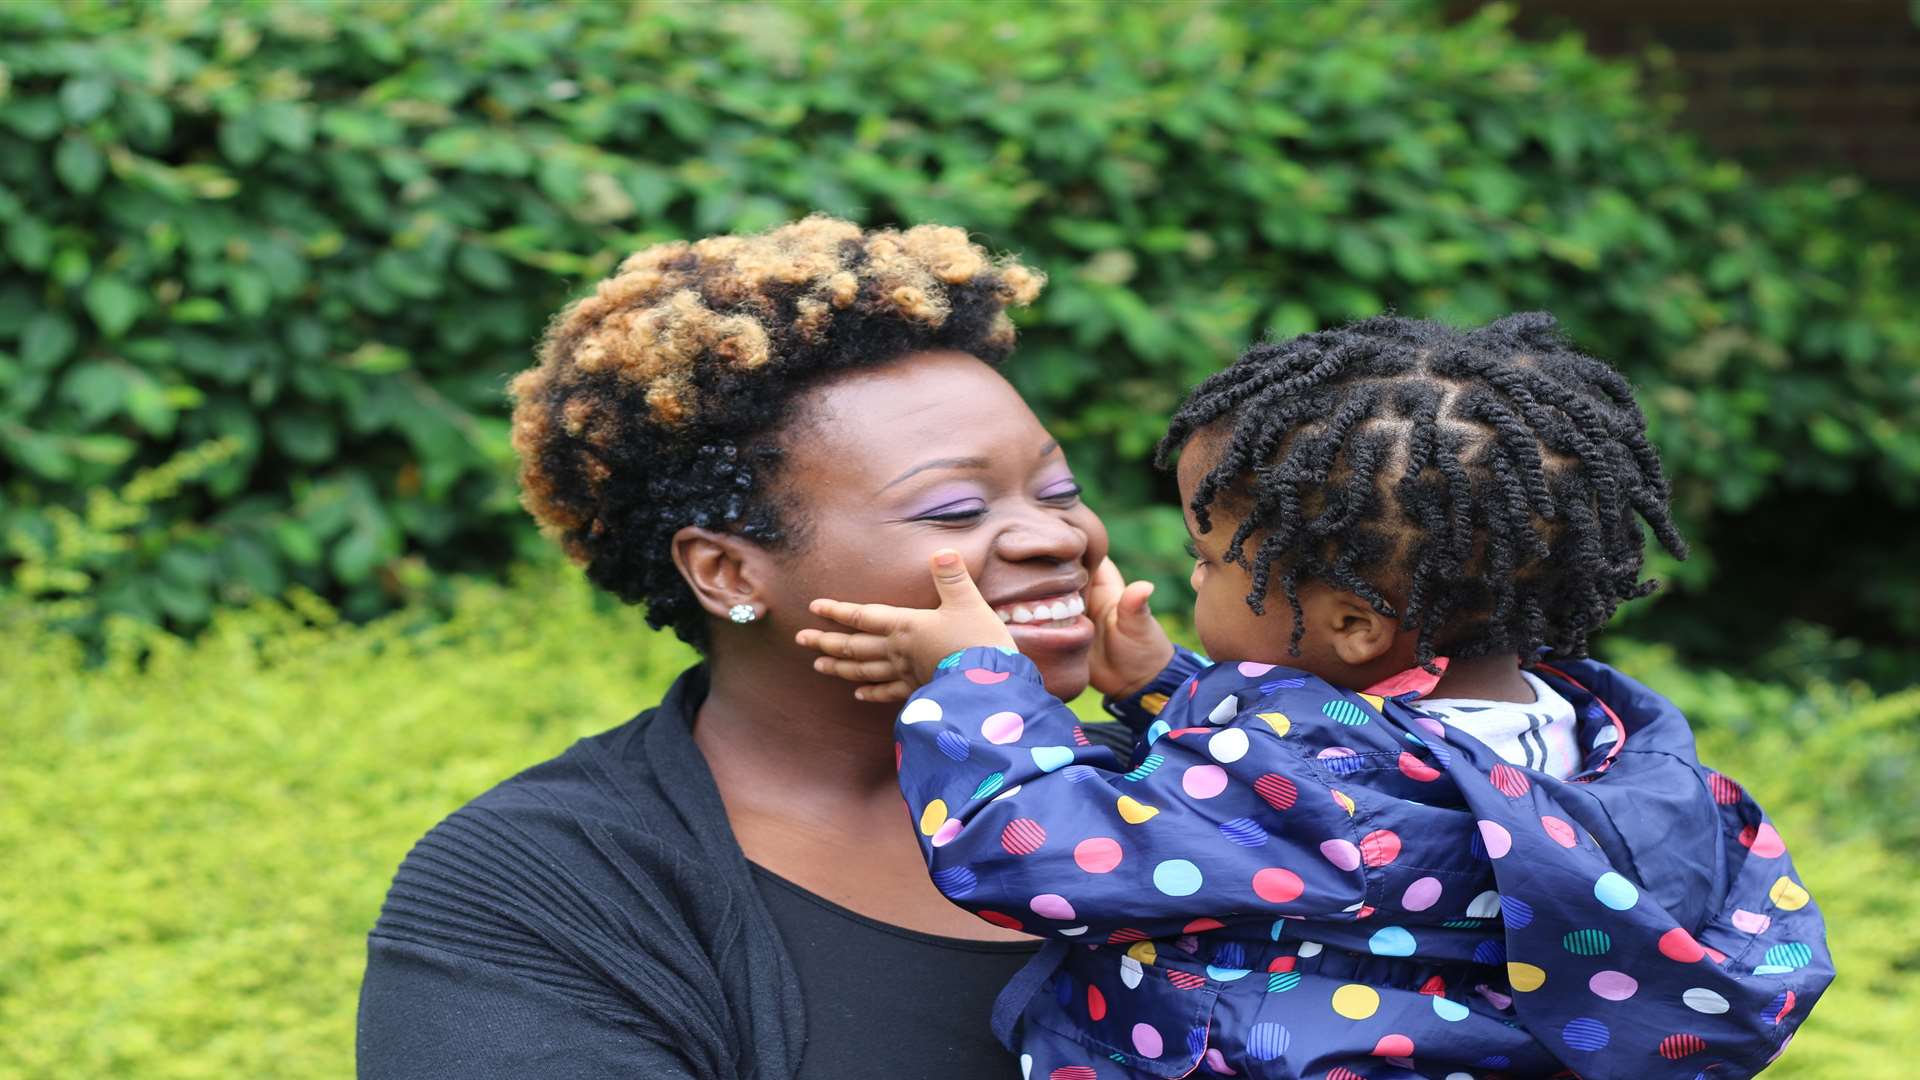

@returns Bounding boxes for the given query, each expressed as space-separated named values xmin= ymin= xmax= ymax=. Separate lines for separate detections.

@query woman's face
xmin=768 ymin=350 xmax=1108 ymax=701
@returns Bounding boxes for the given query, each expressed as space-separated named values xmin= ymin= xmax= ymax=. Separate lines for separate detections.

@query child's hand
xmin=1086 ymin=556 xmax=1176 ymax=699
xmin=799 ymin=549 xmax=1016 ymax=703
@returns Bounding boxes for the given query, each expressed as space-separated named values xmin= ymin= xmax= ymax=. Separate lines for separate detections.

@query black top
xmin=358 ymin=664 xmax=1130 ymax=1079
xmin=751 ymin=866 xmax=1040 ymax=1080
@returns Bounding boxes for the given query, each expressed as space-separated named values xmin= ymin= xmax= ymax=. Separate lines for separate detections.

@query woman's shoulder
xmin=369 ymin=666 xmax=735 ymax=968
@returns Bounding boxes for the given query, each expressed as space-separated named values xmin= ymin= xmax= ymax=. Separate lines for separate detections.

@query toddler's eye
xmin=1185 ymin=540 xmax=1205 ymax=564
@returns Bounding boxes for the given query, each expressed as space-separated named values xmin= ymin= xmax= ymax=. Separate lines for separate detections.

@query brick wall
xmin=1464 ymin=0 xmax=1920 ymax=187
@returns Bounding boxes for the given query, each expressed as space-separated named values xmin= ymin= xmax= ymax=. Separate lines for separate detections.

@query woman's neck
xmin=691 ymin=648 xmax=905 ymax=812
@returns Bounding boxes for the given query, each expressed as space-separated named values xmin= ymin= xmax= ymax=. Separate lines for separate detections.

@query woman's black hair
xmin=509 ymin=217 xmax=1044 ymax=649
xmin=1157 ymin=312 xmax=1688 ymax=668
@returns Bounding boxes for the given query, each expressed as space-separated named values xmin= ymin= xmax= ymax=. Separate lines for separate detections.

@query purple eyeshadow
xmin=907 ymin=486 xmax=988 ymax=517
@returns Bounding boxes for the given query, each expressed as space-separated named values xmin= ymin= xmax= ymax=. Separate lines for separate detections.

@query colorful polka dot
xmin=1373 ymin=1034 xmax=1415 ymax=1058
xmin=1153 ymin=859 xmax=1204 ymax=897
xmin=899 ymin=698 xmax=942 ymax=725
xmin=971 ymin=772 xmax=1005 ymax=799
xmin=1499 ymin=894 xmax=1535 ymax=929
xmin=1086 ymin=984 xmax=1106 ymax=1021
xmin=1397 ymin=752 xmax=1440 ymax=781
xmin=1206 ymin=695 xmax=1240 ymax=725
xmin=1659 ymin=927 xmax=1707 ymax=963
xmin=963 ymin=668 xmax=1010 ymax=685
xmin=1768 ymin=875 xmax=1811 ymax=910
xmin=1115 ymin=795 xmax=1158 ymax=824
xmin=1562 ymin=1017 xmax=1610 ymax=1052
xmin=1402 ymin=876 xmax=1443 ymax=911
xmin=1238 ymin=661 xmax=1276 ymax=676
xmin=1731 ymin=908 xmax=1772 ymax=934
xmin=1254 ymin=773 xmax=1298 ymax=810
xmin=1320 ymin=838 xmax=1362 ymax=871
xmin=1030 ymin=745 xmax=1074 ymax=772
xmin=1369 ymin=927 xmax=1416 ymax=957
xmin=1073 ymin=836 xmax=1123 ymax=873
xmin=1182 ymin=764 xmax=1229 ymax=799
xmin=1659 ymin=1033 xmax=1707 ymax=1060
xmin=1508 ymin=962 xmax=1547 ymax=992
xmin=1588 ymin=970 xmax=1637 ymax=1001
xmin=1000 ymin=818 xmax=1046 ymax=855
xmin=1359 ymin=829 xmax=1401 ymax=867
xmin=1331 ymin=983 xmax=1380 ymax=1020
xmin=1252 ymin=867 xmax=1304 ymax=904
xmin=1323 ymin=699 xmax=1369 ymax=726
xmin=1739 ymin=823 xmax=1786 ymax=858
xmin=1131 ymin=1022 xmax=1163 ymax=1057
xmin=1119 ymin=955 xmax=1144 ymax=988
xmin=1683 ymin=987 xmax=1730 ymax=1014
xmin=932 ymin=865 xmax=976 ymax=898
xmin=1477 ymin=820 xmax=1513 ymax=858
xmin=1248 ymin=1022 xmax=1291 ymax=1059
xmin=929 ymin=818 xmax=962 ymax=847
xmin=1208 ymin=727 xmax=1250 ymax=763
xmin=1218 ymin=817 xmax=1268 ymax=847
xmin=1431 ymin=995 xmax=1469 ymax=1022
xmin=1030 ymin=893 xmax=1075 ymax=920
xmin=936 ymin=729 xmax=970 ymax=761
xmin=1541 ymin=815 xmax=1578 ymax=847
xmin=917 ymin=799 xmax=947 ymax=836
xmin=1489 ymin=763 xmax=1531 ymax=797
xmin=1593 ymin=872 xmax=1639 ymax=911
xmin=981 ymin=710 xmax=1024 ymax=744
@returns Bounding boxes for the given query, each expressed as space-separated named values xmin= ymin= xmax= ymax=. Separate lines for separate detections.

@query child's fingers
xmin=812 ymin=656 xmax=902 ymax=683
xmin=1117 ymin=580 xmax=1155 ymax=621
xmin=928 ymin=549 xmax=992 ymax=613
xmin=808 ymin=597 xmax=911 ymax=633
xmin=795 ymin=628 xmax=892 ymax=660
xmin=853 ymin=679 xmax=916 ymax=704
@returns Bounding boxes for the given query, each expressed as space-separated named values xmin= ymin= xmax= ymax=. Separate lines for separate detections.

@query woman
xmin=357 ymin=216 xmax=1136 ymax=1078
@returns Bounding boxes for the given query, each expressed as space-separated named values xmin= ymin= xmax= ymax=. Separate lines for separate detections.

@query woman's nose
xmin=993 ymin=510 xmax=1088 ymax=565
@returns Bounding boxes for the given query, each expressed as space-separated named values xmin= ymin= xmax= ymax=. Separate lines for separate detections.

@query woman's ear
xmin=670 ymin=526 xmax=771 ymax=622
xmin=1322 ymin=592 xmax=1400 ymax=668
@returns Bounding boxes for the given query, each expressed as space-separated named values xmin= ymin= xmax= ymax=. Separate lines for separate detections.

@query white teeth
xmin=1067 ymin=594 xmax=1086 ymax=616
xmin=1050 ymin=602 xmax=1070 ymax=621
xmin=997 ymin=608 xmax=1013 ymax=624
xmin=998 ymin=593 xmax=1086 ymax=626
xmin=1011 ymin=606 xmax=1033 ymax=624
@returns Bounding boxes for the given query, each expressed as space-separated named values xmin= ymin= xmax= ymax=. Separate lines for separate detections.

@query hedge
xmin=2 ymin=0 xmax=1916 ymax=657
xmin=3 ymin=562 xmax=1915 ymax=1077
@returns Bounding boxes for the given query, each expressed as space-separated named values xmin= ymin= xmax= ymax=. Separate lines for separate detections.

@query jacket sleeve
xmin=895 ymin=646 xmax=1374 ymax=941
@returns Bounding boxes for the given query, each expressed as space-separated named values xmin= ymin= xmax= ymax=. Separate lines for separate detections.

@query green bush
xmin=2 ymin=1 xmax=1916 ymax=655
xmin=3 ymin=565 xmax=1914 ymax=1077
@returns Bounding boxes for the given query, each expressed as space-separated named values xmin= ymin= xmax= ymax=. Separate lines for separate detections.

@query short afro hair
xmin=1159 ymin=312 xmax=1688 ymax=669
xmin=509 ymin=215 xmax=1045 ymax=649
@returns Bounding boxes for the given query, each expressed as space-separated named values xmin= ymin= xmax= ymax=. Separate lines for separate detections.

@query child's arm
xmin=887 ymin=645 xmax=1372 ymax=941
xmin=799 ymin=554 xmax=1374 ymax=941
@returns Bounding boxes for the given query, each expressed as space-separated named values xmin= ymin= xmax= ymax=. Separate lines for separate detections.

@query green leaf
xmin=83 ymin=276 xmax=146 ymax=338
xmin=274 ymin=519 xmax=322 ymax=565
xmin=59 ymin=76 xmax=115 ymax=123
xmin=219 ymin=116 xmax=266 ymax=165
xmin=59 ymin=361 xmax=132 ymax=425
xmin=19 ymin=312 xmax=78 ymax=370
xmin=453 ymin=244 xmax=512 ymax=290
xmin=256 ymin=101 xmax=314 ymax=151
xmin=271 ymin=410 xmax=337 ymax=462
xmin=4 ymin=217 xmax=53 ymax=269
xmin=54 ymin=135 xmax=105 ymax=194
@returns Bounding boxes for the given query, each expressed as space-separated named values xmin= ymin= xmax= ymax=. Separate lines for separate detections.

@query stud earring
xmin=728 ymin=603 xmax=758 ymax=624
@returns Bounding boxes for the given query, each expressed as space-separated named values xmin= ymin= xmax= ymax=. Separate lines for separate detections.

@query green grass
xmin=4 ymin=564 xmax=1914 ymax=1077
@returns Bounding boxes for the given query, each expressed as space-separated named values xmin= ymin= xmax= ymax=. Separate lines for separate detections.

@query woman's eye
xmin=1038 ymin=482 xmax=1082 ymax=502
xmin=915 ymin=502 xmax=988 ymax=523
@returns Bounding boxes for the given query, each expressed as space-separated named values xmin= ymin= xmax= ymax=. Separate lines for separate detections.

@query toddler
xmin=800 ymin=314 xmax=1831 ymax=1079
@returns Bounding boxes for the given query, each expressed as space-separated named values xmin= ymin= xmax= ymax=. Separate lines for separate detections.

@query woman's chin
xmin=1014 ymin=616 xmax=1095 ymax=701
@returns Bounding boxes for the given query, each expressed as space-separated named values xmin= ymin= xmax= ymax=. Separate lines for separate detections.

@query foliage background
xmin=2 ymin=0 xmax=1914 ymax=1077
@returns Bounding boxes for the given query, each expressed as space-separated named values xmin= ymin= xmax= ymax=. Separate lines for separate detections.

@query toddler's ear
xmin=1322 ymin=592 xmax=1400 ymax=667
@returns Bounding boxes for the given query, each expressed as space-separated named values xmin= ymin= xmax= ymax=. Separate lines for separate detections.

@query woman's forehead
xmin=791 ymin=351 xmax=1055 ymax=481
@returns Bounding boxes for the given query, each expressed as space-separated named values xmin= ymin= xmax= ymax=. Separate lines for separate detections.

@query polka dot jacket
xmin=897 ymin=646 xmax=1832 ymax=1080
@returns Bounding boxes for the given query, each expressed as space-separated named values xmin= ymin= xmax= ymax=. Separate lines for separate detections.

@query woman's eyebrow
xmin=1037 ymin=439 xmax=1060 ymax=459
xmin=881 ymin=456 xmax=990 ymax=491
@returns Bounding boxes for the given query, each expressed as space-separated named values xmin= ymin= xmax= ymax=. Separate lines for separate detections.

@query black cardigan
xmin=357 ymin=664 xmax=1126 ymax=1078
